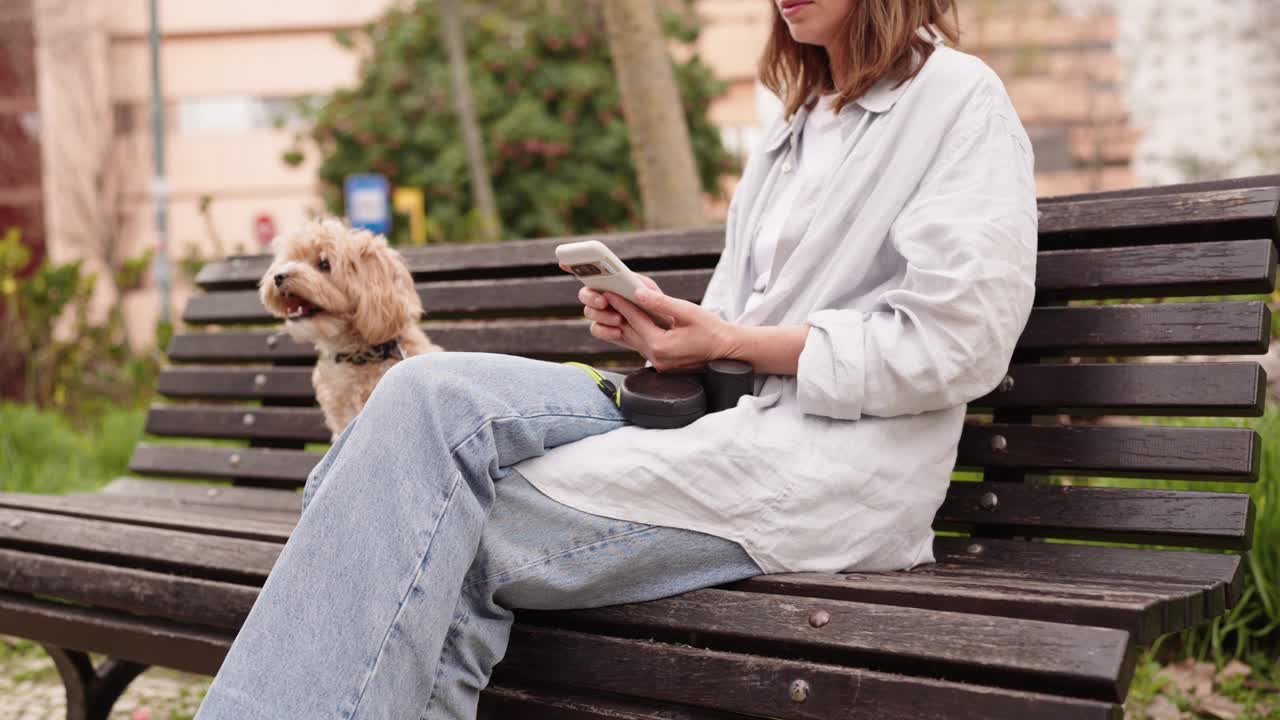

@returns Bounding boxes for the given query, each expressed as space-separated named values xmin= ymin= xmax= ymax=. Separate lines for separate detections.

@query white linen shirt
xmin=516 ymin=46 xmax=1038 ymax=575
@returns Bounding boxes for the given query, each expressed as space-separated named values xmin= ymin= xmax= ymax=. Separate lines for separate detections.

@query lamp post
xmin=148 ymin=0 xmax=170 ymax=323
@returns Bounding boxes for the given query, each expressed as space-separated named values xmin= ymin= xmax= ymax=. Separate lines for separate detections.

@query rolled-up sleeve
xmin=797 ymin=92 xmax=1038 ymax=420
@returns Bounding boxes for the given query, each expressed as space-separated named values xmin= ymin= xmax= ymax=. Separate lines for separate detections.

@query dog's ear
xmin=352 ymin=240 xmax=421 ymax=344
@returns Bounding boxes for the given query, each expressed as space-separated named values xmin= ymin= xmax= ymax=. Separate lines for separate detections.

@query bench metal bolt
xmin=808 ymin=610 xmax=831 ymax=628
xmin=989 ymin=434 xmax=1008 ymax=453
xmin=242 ymin=413 xmax=255 ymax=426
xmin=979 ymin=492 xmax=999 ymax=511
xmin=789 ymin=679 xmax=810 ymax=703
xmin=266 ymin=335 xmax=278 ymax=349
xmin=6 ymin=517 xmax=24 ymax=530
xmin=998 ymin=374 xmax=1014 ymax=392
xmin=254 ymin=373 xmax=267 ymax=387
xmin=228 ymin=453 xmax=241 ymax=468
xmin=967 ymin=542 xmax=984 ymax=555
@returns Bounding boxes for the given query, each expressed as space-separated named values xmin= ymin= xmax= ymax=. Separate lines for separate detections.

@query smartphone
xmin=555 ymin=240 xmax=671 ymax=329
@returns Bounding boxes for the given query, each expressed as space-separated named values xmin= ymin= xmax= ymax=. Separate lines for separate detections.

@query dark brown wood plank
xmin=1037 ymin=186 xmax=1280 ymax=248
xmin=939 ymin=484 xmax=1255 ymax=549
xmin=165 ymin=301 xmax=1273 ymax=363
xmin=1037 ymin=238 xmax=1276 ymax=300
xmin=142 ymin=412 xmax=1263 ymax=483
xmin=0 ymin=506 xmax=279 ymax=582
xmin=0 ymin=492 xmax=293 ymax=542
xmin=158 ymin=361 xmax=1268 ymax=419
xmin=0 ymin=591 xmax=233 ymax=676
xmin=104 ymin=477 xmax=301 ymax=512
xmin=157 ymin=366 xmax=315 ymax=400
xmin=1018 ymin=301 xmax=1271 ymax=357
xmin=725 ymin=570 xmax=1178 ymax=644
xmin=48 ymin=490 xmax=299 ymax=528
xmin=129 ymin=444 xmax=318 ymax=486
xmin=972 ymin=362 xmax=1267 ymax=417
xmin=145 ymin=405 xmax=330 ymax=443
xmin=1041 ymin=174 xmax=1279 ymax=204
xmin=479 ymin=685 xmax=752 ymax=720
xmin=528 ymin=588 xmax=1133 ymax=701
xmin=184 ymin=269 xmax=712 ymax=324
xmin=958 ymin=424 xmax=1261 ymax=482
xmin=0 ymin=548 xmax=256 ymax=630
xmin=195 ymin=226 xmax=726 ymax=290
xmin=496 ymin=625 xmax=1123 ymax=719
xmin=195 ymin=183 xmax=1280 ymax=290
xmin=933 ymin=537 xmax=1242 ymax=614
xmin=183 ymin=237 xmax=1278 ymax=325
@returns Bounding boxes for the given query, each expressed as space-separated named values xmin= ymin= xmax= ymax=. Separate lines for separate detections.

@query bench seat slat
xmin=0 ymin=493 xmax=293 ymax=542
xmin=502 ymin=626 xmax=1123 ymax=717
xmin=0 ymin=547 xmax=256 ymax=630
xmin=0 ymin=591 xmax=233 ymax=676
xmin=729 ymin=565 xmax=1212 ymax=644
xmin=479 ymin=684 xmax=754 ymax=720
xmin=0 ymin=491 xmax=1219 ymax=645
xmin=0 ymin=505 xmax=279 ymax=582
xmin=939 ymin=484 xmax=1254 ymax=549
xmin=164 ymin=301 xmax=1273 ymax=363
xmin=156 ymin=361 xmax=1268 ymax=417
xmin=184 ymin=238 xmax=1279 ymax=324
xmin=138 ymin=413 xmax=1261 ymax=483
xmin=0 ymin=589 xmax=1119 ymax=720
xmin=933 ymin=537 xmax=1242 ymax=611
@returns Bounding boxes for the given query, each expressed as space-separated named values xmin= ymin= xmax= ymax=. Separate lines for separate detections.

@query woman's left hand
xmin=598 ymin=288 xmax=739 ymax=371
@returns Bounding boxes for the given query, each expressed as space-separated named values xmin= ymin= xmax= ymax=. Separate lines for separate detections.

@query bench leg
xmin=41 ymin=645 xmax=148 ymax=720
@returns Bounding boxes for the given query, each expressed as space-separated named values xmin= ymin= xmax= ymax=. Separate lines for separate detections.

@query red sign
xmin=254 ymin=214 xmax=278 ymax=245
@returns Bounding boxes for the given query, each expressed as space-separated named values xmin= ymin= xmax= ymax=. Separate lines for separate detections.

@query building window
xmin=176 ymin=95 xmax=310 ymax=133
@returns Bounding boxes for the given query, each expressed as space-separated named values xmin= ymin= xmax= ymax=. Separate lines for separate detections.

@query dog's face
xmin=259 ymin=219 xmax=423 ymax=351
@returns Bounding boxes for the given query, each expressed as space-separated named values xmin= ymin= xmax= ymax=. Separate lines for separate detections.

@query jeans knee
xmin=371 ymin=352 xmax=496 ymax=414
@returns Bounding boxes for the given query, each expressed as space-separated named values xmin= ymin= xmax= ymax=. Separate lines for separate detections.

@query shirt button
xmin=782 ymin=161 xmax=794 ymax=173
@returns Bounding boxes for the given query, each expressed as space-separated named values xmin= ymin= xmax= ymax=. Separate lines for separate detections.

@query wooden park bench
xmin=0 ymin=175 xmax=1276 ymax=719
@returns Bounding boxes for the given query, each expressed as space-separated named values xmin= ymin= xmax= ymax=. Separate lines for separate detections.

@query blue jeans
xmin=195 ymin=352 xmax=763 ymax=719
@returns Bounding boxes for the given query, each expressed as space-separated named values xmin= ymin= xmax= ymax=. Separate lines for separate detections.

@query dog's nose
xmin=274 ymin=273 xmax=286 ymax=288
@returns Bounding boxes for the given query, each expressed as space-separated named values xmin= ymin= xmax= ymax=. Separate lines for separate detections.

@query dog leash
xmin=563 ymin=362 xmax=621 ymax=407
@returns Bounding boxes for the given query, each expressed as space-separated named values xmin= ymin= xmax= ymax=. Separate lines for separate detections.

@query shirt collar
xmin=762 ymin=27 xmax=943 ymax=154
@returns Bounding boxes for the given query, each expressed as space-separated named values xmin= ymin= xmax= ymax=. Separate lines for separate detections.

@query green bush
xmin=0 ymin=227 xmax=162 ymax=425
xmin=0 ymin=402 xmax=146 ymax=494
xmin=288 ymin=0 xmax=733 ymax=244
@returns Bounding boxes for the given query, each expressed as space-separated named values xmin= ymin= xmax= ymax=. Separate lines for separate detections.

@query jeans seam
xmin=461 ymin=525 xmax=660 ymax=591
xmin=420 ymin=597 xmax=472 ymax=719
xmin=346 ymin=468 xmax=466 ymax=719
xmin=446 ymin=411 xmax=623 ymax=456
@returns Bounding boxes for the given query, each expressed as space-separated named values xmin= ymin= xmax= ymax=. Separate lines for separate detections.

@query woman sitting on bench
xmin=196 ymin=1 xmax=1037 ymax=717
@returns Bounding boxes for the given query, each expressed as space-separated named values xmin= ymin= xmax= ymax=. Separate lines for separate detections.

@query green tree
xmin=286 ymin=0 xmax=732 ymax=244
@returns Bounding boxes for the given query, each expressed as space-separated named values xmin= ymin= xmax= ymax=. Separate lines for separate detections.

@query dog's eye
xmin=317 ymin=258 xmax=331 ymax=273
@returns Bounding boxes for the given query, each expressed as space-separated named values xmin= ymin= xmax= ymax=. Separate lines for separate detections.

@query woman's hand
xmin=567 ymin=268 xmax=735 ymax=370
xmin=564 ymin=265 xmax=809 ymax=375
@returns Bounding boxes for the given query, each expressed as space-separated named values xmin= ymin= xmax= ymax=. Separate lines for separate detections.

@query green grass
xmin=0 ymin=402 xmax=147 ymax=494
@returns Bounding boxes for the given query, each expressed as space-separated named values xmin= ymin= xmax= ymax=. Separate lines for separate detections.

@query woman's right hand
xmin=560 ymin=263 xmax=660 ymax=354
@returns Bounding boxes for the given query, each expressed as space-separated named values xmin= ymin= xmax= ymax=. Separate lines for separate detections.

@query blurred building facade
xmin=8 ymin=0 xmax=1170 ymax=346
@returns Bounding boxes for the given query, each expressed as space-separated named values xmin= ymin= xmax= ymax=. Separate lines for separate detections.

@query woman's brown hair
xmin=760 ymin=0 xmax=960 ymax=118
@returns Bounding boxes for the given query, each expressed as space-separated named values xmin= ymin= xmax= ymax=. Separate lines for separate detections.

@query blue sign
xmin=344 ymin=174 xmax=391 ymax=235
